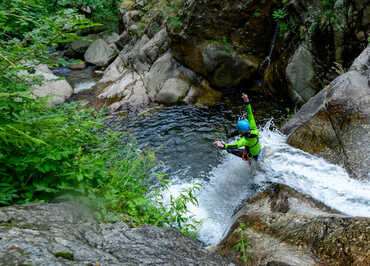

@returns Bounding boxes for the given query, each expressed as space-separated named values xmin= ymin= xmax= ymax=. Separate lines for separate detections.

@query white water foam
xmin=160 ymin=155 xmax=259 ymax=246
xmin=74 ymin=81 xmax=96 ymax=93
xmin=161 ymin=121 xmax=370 ymax=246
xmin=255 ymin=121 xmax=370 ymax=217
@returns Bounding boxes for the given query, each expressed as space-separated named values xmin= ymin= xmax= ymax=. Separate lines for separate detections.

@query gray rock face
xmin=202 ymin=45 xmax=258 ymax=88
xmin=29 ymin=64 xmax=73 ymax=105
xmin=215 ymin=184 xmax=370 ymax=266
xmin=101 ymin=32 xmax=120 ymax=45
xmin=169 ymin=0 xmax=280 ymax=89
xmin=69 ymin=39 xmax=92 ymax=55
xmin=64 ymin=34 xmax=99 ymax=57
xmin=96 ymin=28 xmax=221 ymax=110
xmin=84 ymin=39 xmax=118 ymax=67
xmin=362 ymin=5 xmax=370 ymax=26
xmin=121 ymin=34 xmax=151 ymax=73
xmin=286 ymin=45 xmax=317 ymax=104
xmin=144 ymin=52 xmax=179 ymax=99
xmin=0 ymin=202 xmax=233 ymax=265
xmin=141 ymin=28 xmax=169 ymax=63
xmin=155 ymin=78 xmax=191 ymax=104
xmin=282 ymin=45 xmax=370 ymax=180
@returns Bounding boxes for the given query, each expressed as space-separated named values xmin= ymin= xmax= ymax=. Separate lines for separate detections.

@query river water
xmin=107 ymin=100 xmax=370 ymax=246
xmin=65 ymin=74 xmax=370 ymax=247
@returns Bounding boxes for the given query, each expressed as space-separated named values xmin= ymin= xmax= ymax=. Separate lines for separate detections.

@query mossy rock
xmin=54 ymin=252 xmax=74 ymax=261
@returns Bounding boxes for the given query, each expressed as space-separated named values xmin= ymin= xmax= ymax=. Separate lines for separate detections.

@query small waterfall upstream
xmin=160 ymin=120 xmax=370 ymax=246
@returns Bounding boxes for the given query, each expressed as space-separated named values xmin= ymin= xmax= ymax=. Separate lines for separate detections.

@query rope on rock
xmin=258 ymin=6 xmax=287 ymax=74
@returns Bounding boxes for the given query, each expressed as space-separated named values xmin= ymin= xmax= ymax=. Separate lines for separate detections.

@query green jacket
xmin=224 ymin=103 xmax=261 ymax=157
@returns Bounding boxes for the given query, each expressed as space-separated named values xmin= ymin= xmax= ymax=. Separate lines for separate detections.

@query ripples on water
xmin=108 ymin=103 xmax=370 ymax=247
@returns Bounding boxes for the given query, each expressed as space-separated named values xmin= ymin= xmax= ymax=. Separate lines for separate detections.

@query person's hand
xmin=242 ymin=93 xmax=249 ymax=103
xmin=214 ymin=140 xmax=224 ymax=149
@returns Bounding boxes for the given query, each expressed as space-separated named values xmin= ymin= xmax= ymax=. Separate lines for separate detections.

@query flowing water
xmin=107 ymin=99 xmax=370 ymax=246
xmin=56 ymin=66 xmax=370 ymax=246
xmin=53 ymin=66 xmax=98 ymax=96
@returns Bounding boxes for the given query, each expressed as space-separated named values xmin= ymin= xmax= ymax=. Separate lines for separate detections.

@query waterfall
xmin=161 ymin=120 xmax=370 ymax=246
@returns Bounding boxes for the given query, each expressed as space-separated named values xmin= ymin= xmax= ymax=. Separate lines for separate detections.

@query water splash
xmin=255 ymin=120 xmax=370 ymax=218
xmin=74 ymin=81 xmax=96 ymax=93
xmin=161 ymin=120 xmax=370 ymax=246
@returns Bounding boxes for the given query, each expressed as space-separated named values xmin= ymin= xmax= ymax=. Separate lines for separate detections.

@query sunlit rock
xmin=286 ymin=45 xmax=316 ymax=104
xmin=283 ymin=45 xmax=370 ymax=180
xmin=215 ymin=184 xmax=370 ymax=265
xmin=155 ymin=78 xmax=191 ymax=104
xmin=0 ymin=202 xmax=233 ymax=265
xmin=84 ymin=39 xmax=118 ymax=67
xmin=26 ymin=64 xmax=73 ymax=105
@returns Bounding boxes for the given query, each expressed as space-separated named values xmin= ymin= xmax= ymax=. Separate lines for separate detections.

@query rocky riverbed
xmin=0 ymin=202 xmax=233 ymax=265
xmin=3 ymin=0 xmax=369 ymax=265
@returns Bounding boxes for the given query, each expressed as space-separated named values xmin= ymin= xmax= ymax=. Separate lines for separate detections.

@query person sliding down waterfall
xmin=215 ymin=93 xmax=262 ymax=165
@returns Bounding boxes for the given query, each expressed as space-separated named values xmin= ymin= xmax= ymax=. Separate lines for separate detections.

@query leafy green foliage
xmin=209 ymin=38 xmax=234 ymax=52
xmin=48 ymin=0 xmax=121 ymax=30
xmin=279 ymin=23 xmax=289 ymax=37
xmin=253 ymin=10 xmax=261 ymax=18
xmin=321 ymin=0 xmax=337 ymax=9
xmin=273 ymin=9 xmax=288 ymax=22
xmin=0 ymin=0 xmax=201 ymax=237
xmin=0 ymin=0 xmax=92 ymax=95
xmin=169 ymin=16 xmax=182 ymax=28
xmin=314 ymin=0 xmax=339 ymax=29
xmin=232 ymin=219 xmax=251 ymax=263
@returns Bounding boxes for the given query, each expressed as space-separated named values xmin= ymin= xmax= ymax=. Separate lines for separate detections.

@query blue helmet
xmin=236 ymin=120 xmax=250 ymax=133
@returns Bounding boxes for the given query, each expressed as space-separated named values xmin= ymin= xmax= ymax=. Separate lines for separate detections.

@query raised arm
xmin=246 ymin=103 xmax=257 ymax=130
xmin=242 ymin=93 xmax=257 ymax=130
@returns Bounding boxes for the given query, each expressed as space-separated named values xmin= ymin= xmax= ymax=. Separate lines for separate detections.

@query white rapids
xmin=74 ymin=81 xmax=96 ymax=93
xmin=160 ymin=121 xmax=370 ymax=246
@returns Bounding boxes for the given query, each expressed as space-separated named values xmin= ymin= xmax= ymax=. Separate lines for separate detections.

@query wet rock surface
xmin=0 ymin=202 xmax=234 ymax=265
xmin=282 ymin=45 xmax=370 ymax=180
xmin=215 ymin=184 xmax=370 ymax=266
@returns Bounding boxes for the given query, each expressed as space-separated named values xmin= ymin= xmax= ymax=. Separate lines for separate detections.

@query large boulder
xmin=116 ymin=0 xmax=368 ymax=103
xmin=101 ymin=32 xmax=120 ymax=45
xmin=201 ymin=44 xmax=258 ymax=88
xmin=64 ymin=34 xmax=100 ymax=58
xmin=29 ymin=64 xmax=73 ymax=105
xmin=144 ymin=51 xmax=180 ymax=99
xmin=97 ymin=69 xmax=149 ymax=111
xmin=84 ymin=39 xmax=118 ymax=67
xmin=0 ymin=202 xmax=233 ymax=265
xmin=155 ymin=78 xmax=191 ymax=104
xmin=96 ymin=32 xmax=221 ymax=111
xmin=285 ymin=45 xmax=317 ymax=104
xmin=141 ymin=28 xmax=169 ymax=63
xmin=65 ymin=39 xmax=92 ymax=57
xmin=215 ymin=184 xmax=370 ymax=266
xmin=169 ymin=0 xmax=266 ymax=88
xmin=282 ymin=45 xmax=370 ymax=180
xmin=281 ymin=0 xmax=368 ymax=104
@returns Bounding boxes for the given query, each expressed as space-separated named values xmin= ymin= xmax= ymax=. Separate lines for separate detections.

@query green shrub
xmin=232 ymin=219 xmax=251 ymax=263
xmin=253 ymin=10 xmax=260 ymax=18
xmin=279 ymin=22 xmax=289 ymax=36
xmin=0 ymin=0 xmax=201 ymax=237
xmin=273 ymin=9 xmax=288 ymax=22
